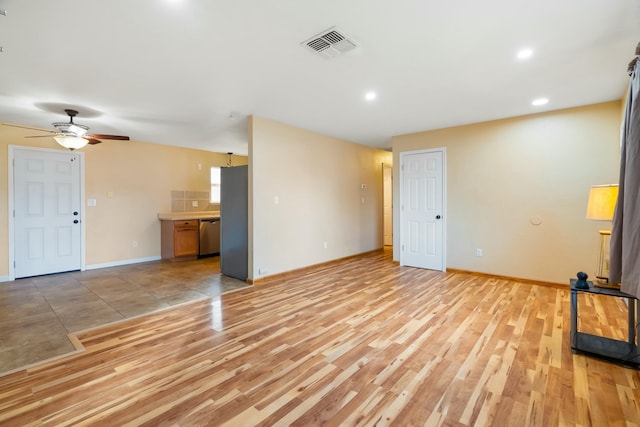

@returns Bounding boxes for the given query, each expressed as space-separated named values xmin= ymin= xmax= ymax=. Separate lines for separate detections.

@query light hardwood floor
xmin=1 ymin=249 xmax=638 ymax=426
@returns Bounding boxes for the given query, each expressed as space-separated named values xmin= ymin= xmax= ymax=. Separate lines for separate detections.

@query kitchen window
xmin=210 ymin=167 xmax=221 ymax=203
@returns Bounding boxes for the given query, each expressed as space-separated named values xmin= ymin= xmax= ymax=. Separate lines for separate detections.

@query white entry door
xmin=400 ymin=149 xmax=445 ymax=270
xmin=13 ymin=147 xmax=83 ymax=278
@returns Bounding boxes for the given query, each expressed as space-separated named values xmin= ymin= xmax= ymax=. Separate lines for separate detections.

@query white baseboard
xmin=0 ymin=257 xmax=162 ymax=282
xmin=84 ymin=256 xmax=162 ymax=271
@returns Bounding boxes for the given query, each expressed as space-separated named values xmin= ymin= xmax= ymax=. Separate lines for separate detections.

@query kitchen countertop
xmin=158 ymin=211 xmax=220 ymax=221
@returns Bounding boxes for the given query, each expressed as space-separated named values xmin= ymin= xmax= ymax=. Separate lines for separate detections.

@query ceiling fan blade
xmin=25 ymin=134 xmax=60 ymax=139
xmin=2 ymin=123 xmax=57 ymax=134
xmin=86 ymin=138 xmax=102 ymax=145
xmin=87 ymin=134 xmax=130 ymax=141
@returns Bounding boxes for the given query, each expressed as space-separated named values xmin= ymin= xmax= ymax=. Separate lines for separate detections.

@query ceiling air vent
xmin=301 ymin=27 xmax=358 ymax=58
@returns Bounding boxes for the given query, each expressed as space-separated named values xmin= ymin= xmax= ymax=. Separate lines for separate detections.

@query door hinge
xmin=402 ymin=244 xmax=404 ymax=251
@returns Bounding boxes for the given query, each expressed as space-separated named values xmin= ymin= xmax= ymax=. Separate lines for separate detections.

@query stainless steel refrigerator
xmin=220 ymin=165 xmax=248 ymax=281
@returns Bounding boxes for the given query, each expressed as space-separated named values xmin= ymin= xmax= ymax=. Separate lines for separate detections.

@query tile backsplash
xmin=171 ymin=190 xmax=220 ymax=212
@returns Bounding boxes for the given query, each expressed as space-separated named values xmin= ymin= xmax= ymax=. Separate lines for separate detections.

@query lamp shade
xmin=586 ymin=184 xmax=619 ymax=220
xmin=54 ymin=135 xmax=89 ymax=150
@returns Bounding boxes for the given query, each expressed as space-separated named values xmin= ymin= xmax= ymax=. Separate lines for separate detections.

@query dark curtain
xmin=610 ymin=44 xmax=640 ymax=299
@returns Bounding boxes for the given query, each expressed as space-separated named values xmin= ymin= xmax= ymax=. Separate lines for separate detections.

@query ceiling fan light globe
xmin=54 ymin=135 xmax=89 ymax=150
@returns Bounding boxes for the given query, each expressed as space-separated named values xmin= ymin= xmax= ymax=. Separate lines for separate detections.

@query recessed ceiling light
xmin=517 ymin=48 xmax=533 ymax=60
xmin=532 ymin=98 xmax=549 ymax=106
xmin=365 ymin=91 xmax=377 ymax=101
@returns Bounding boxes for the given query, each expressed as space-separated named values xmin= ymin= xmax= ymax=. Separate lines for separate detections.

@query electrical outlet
xmin=323 ymin=241 xmax=328 ymax=249
xmin=476 ymin=248 xmax=483 ymax=257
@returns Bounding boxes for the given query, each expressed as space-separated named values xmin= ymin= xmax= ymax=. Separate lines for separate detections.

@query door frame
xmin=399 ymin=147 xmax=447 ymax=271
xmin=382 ymin=163 xmax=393 ymax=246
xmin=8 ymin=145 xmax=86 ymax=280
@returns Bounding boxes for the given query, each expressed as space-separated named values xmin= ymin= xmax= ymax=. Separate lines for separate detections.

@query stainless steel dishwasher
xmin=198 ymin=218 xmax=220 ymax=257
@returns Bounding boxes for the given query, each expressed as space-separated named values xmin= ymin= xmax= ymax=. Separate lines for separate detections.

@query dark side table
xmin=570 ymin=278 xmax=639 ymax=368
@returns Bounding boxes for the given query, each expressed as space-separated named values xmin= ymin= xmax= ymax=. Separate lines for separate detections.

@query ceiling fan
xmin=5 ymin=109 xmax=130 ymax=150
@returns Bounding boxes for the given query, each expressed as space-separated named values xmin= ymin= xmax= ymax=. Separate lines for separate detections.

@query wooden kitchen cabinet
xmin=161 ymin=220 xmax=199 ymax=260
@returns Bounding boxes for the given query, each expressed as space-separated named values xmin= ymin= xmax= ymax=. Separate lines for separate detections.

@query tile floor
xmin=0 ymin=256 xmax=249 ymax=374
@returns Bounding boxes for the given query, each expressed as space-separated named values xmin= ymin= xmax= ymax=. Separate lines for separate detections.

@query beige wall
xmin=392 ymin=101 xmax=621 ymax=284
xmin=249 ymin=116 xmax=392 ymax=280
xmin=0 ymin=125 xmax=246 ymax=278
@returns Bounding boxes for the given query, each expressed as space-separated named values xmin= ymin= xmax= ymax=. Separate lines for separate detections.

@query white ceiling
xmin=0 ymin=1 xmax=638 ymax=156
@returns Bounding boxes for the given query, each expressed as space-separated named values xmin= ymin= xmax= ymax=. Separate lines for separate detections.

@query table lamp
xmin=585 ymin=184 xmax=619 ymax=288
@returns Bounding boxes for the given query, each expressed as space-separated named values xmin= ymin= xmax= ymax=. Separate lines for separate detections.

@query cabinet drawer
xmin=174 ymin=220 xmax=198 ymax=229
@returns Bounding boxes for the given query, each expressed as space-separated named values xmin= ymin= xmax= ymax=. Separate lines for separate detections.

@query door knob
xmin=73 ymin=219 xmax=79 ymax=224
xmin=73 ymin=211 xmax=79 ymax=216
xmin=436 ymin=215 xmax=441 ymax=219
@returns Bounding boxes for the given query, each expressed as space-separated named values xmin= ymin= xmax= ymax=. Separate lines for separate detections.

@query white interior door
xmin=383 ymin=164 xmax=392 ymax=246
xmin=13 ymin=147 xmax=83 ymax=278
xmin=400 ymin=149 xmax=445 ymax=271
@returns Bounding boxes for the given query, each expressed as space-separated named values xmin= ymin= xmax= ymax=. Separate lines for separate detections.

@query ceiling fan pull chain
xmin=0 ymin=8 xmax=6 ymax=53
